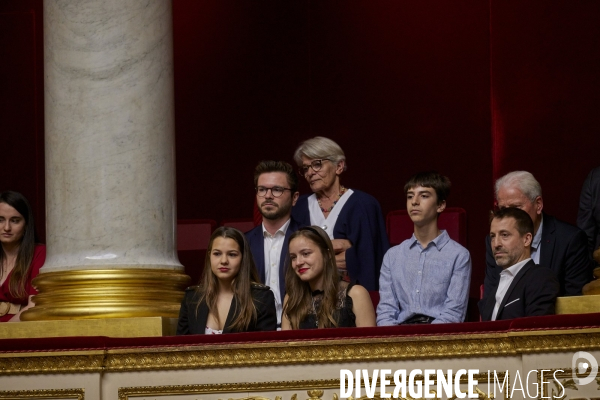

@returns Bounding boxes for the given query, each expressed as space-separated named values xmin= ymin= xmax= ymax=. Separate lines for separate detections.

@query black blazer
xmin=577 ymin=166 xmax=600 ymax=256
xmin=485 ymin=213 xmax=593 ymax=296
xmin=176 ymin=284 xmax=277 ymax=335
xmin=479 ymin=260 xmax=559 ymax=321
xmin=246 ymin=217 xmax=300 ymax=303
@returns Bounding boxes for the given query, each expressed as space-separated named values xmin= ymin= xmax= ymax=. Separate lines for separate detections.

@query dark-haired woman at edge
xmin=177 ymin=227 xmax=277 ymax=334
xmin=281 ymin=226 xmax=375 ymax=330
xmin=0 ymin=191 xmax=46 ymax=322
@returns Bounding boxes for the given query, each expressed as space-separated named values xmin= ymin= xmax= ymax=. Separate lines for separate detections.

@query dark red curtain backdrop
xmin=490 ymin=1 xmax=600 ymax=221
xmin=2 ymin=1 xmax=599 ymax=302
xmin=0 ymin=0 xmax=44 ymax=241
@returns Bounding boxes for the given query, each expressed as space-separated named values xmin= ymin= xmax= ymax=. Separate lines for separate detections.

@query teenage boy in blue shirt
xmin=377 ymin=171 xmax=472 ymax=325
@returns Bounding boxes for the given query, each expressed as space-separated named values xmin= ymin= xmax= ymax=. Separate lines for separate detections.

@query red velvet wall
xmin=2 ymin=1 xmax=599 ymax=302
xmin=0 ymin=0 xmax=44 ymax=241
xmin=490 ymin=1 xmax=600 ymax=222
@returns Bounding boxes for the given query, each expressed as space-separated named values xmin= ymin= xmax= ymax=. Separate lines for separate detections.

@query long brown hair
xmin=195 ymin=226 xmax=261 ymax=332
xmin=283 ymin=226 xmax=340 ymax=329
xmin=0 ymin=191 xmax=37 ymax=300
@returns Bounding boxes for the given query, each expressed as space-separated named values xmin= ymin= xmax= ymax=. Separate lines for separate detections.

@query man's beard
xmin=260 ymin=201 xmax=291 ymax=221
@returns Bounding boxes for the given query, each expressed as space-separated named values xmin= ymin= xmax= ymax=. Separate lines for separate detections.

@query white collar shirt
xmin=491 ymin=258 xmax=531 ymax=321
xmin=262 ymin=218 xmax=290 ymax=326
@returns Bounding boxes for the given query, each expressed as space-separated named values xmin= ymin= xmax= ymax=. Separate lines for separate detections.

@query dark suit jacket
xmin=292 ymin=190 xmax=390 ymax=291
xmin=479 ymin=260 xmax=559 ymax=321
xmin=485 ymin=213 xmax=593 ymax=296
xmin=246 ymin=217 xmax=300 ymax=303
xmin=577 ymin=166 xmax=600 ymax=257
xmin=176 ymin=284 xmax=277 ymax=335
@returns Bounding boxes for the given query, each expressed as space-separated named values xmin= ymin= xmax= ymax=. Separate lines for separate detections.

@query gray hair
xmin=293 ymin=136 xmax=347 ymax=170
xmin=495 ymin=171 xmax=542 ymax=202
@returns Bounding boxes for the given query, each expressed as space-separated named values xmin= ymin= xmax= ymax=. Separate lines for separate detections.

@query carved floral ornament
xmin=116 ymin=375 xmax=508 ymax=400
xmin=539 ymin=368 xmax=600 ymax=400
xmin=0 ymin=388 xmax=84 ymax=399
xmin=113 ymin=369 xmax=600 ymax=400
xmin=0 ymin=330 xmax=599 ymax=375
xmin=2 ymin=370 xmax=600 ymax=400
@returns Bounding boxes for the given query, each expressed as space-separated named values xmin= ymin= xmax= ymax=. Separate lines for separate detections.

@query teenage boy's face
xmin=406 ymin=186 xmax=445 ymax=227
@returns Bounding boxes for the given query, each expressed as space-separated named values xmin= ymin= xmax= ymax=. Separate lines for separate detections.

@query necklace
xmin=317 ymin=186 xmax=347 ymax=213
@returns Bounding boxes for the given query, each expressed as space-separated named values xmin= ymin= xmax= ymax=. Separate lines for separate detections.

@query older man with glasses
xmin=246 ymin=160 xmax=301 ymax=328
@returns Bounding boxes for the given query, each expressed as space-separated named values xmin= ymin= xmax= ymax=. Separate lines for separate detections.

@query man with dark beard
xmin=246 ymin=160 xmax=300 ymax=327
xmin=479 ymin=207 xmax=559 ymax=321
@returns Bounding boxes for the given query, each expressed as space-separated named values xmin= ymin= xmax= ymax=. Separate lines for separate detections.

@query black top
xmin=299 ymin=282 xmax=356 ymax=329
xmin=176 ymin=284 xmax=277 ymax=335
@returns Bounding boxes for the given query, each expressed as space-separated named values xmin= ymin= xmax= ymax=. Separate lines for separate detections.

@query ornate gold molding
xmin=118 ymin=373 xmax=509 ymax=400
xmin=0 ymin=388 xmax=84 ymax=399
xmin=537 ymin=367 xmax=600 ymax=400
xmin=118 ymin=379 xmax=340 ymax=400
xmin=0 ymin=354 xmax=104 ymax=375
xmin=105 ymin=336 xmax=515 ymax=371
xmin=2 ymin=330 xmax=600 ymax=375
xmin=106 ymin=332 xmax=600 ymax=372
xmin=512 ymin=333 xmax=600 ymax=353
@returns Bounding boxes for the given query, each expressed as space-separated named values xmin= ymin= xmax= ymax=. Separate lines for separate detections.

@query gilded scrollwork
xmin=105 ymin=338 xmax=515 ymax=372
xmin=0 ymin=354 xmax=103 ymax=375
xmin=118 ymin=379 xmax=340 ymax=400
xmin=225 ymin=397 xmax=273 ymax=400
xmin=343 ymin=385 xmax=495 ymax=400
xmin=537 ymin=368 xmax=600 ymax=400
xmin=0 ymin=388 xmax=84 ymax=399
xmin=224 ymin=391 xmax=338 ymax=400
xmin=1 ymin=332 xmax=600 ymax=375
xmin=512 ymin=334 xmax=600 ymax=354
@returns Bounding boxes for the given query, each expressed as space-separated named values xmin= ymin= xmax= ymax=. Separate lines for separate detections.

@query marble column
xmin=22 ymin=0 xmax=189 ymax=321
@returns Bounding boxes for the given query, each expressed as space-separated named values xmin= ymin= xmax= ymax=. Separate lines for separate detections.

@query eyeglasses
xmin=256 ymin=186 xmax=292 ymax=198
xmin=298 ymin=159 xmax=331 ymax=175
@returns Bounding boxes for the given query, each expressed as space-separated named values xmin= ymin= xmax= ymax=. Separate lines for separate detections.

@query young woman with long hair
xmin=0 ymin=191 xmax=46 ymax=322
xmin=282 ymin=226 xmax=376 ymax=329
xmin=177 ymin=226 xmax=277 ymax=334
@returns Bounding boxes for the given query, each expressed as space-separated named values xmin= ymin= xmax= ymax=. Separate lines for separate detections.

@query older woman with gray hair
xmin=291 ymin=136 xmax=389 ymax=291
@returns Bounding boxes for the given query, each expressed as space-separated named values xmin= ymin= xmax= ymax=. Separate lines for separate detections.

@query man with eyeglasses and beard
xmin=246 ymin=160 xmax=301 ymax=328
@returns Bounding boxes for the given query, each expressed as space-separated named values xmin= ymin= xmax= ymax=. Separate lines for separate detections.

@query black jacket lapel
xmin=222 ymin=296 xmax=239 ymax=333
xmin=496 ymin=260 xmax=534 ymax=319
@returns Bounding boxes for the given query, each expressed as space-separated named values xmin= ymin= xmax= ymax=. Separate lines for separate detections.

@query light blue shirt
xmin=376 ymin=230 xmax=472 ymax=325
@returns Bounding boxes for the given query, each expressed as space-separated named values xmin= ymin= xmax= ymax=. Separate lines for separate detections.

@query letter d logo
xmin=571 ymin=351 xmax=599 ymax=386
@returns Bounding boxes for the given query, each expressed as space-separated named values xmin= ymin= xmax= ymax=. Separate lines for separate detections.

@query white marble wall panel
xmin=101 ymin=357 xmax=522 ymax=400
xmin=0 ymin=373 xmax=100 ymax=399
xmin=43 ymin=0 xmax=181 ymax=271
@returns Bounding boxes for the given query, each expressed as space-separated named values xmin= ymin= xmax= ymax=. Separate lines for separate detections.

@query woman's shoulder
xmin=345 ymin=189 xmax=382 ymax=208
xmin=346 ymin=283 xmax=371 ymax=300
xmin=30 ymin=244 xmax=47 ymax=275
xmin=250 ymin=283 xmax=273 ymax=296
xmin=183 ymin=285 xmax=202 ymax=301
xmin=250 ymin=283 xmax=275 ymax=303
xmin=250 ymin=282 xmax=271 ymax=291
xmin=33 ymin=244 xmax=46 ymax=259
